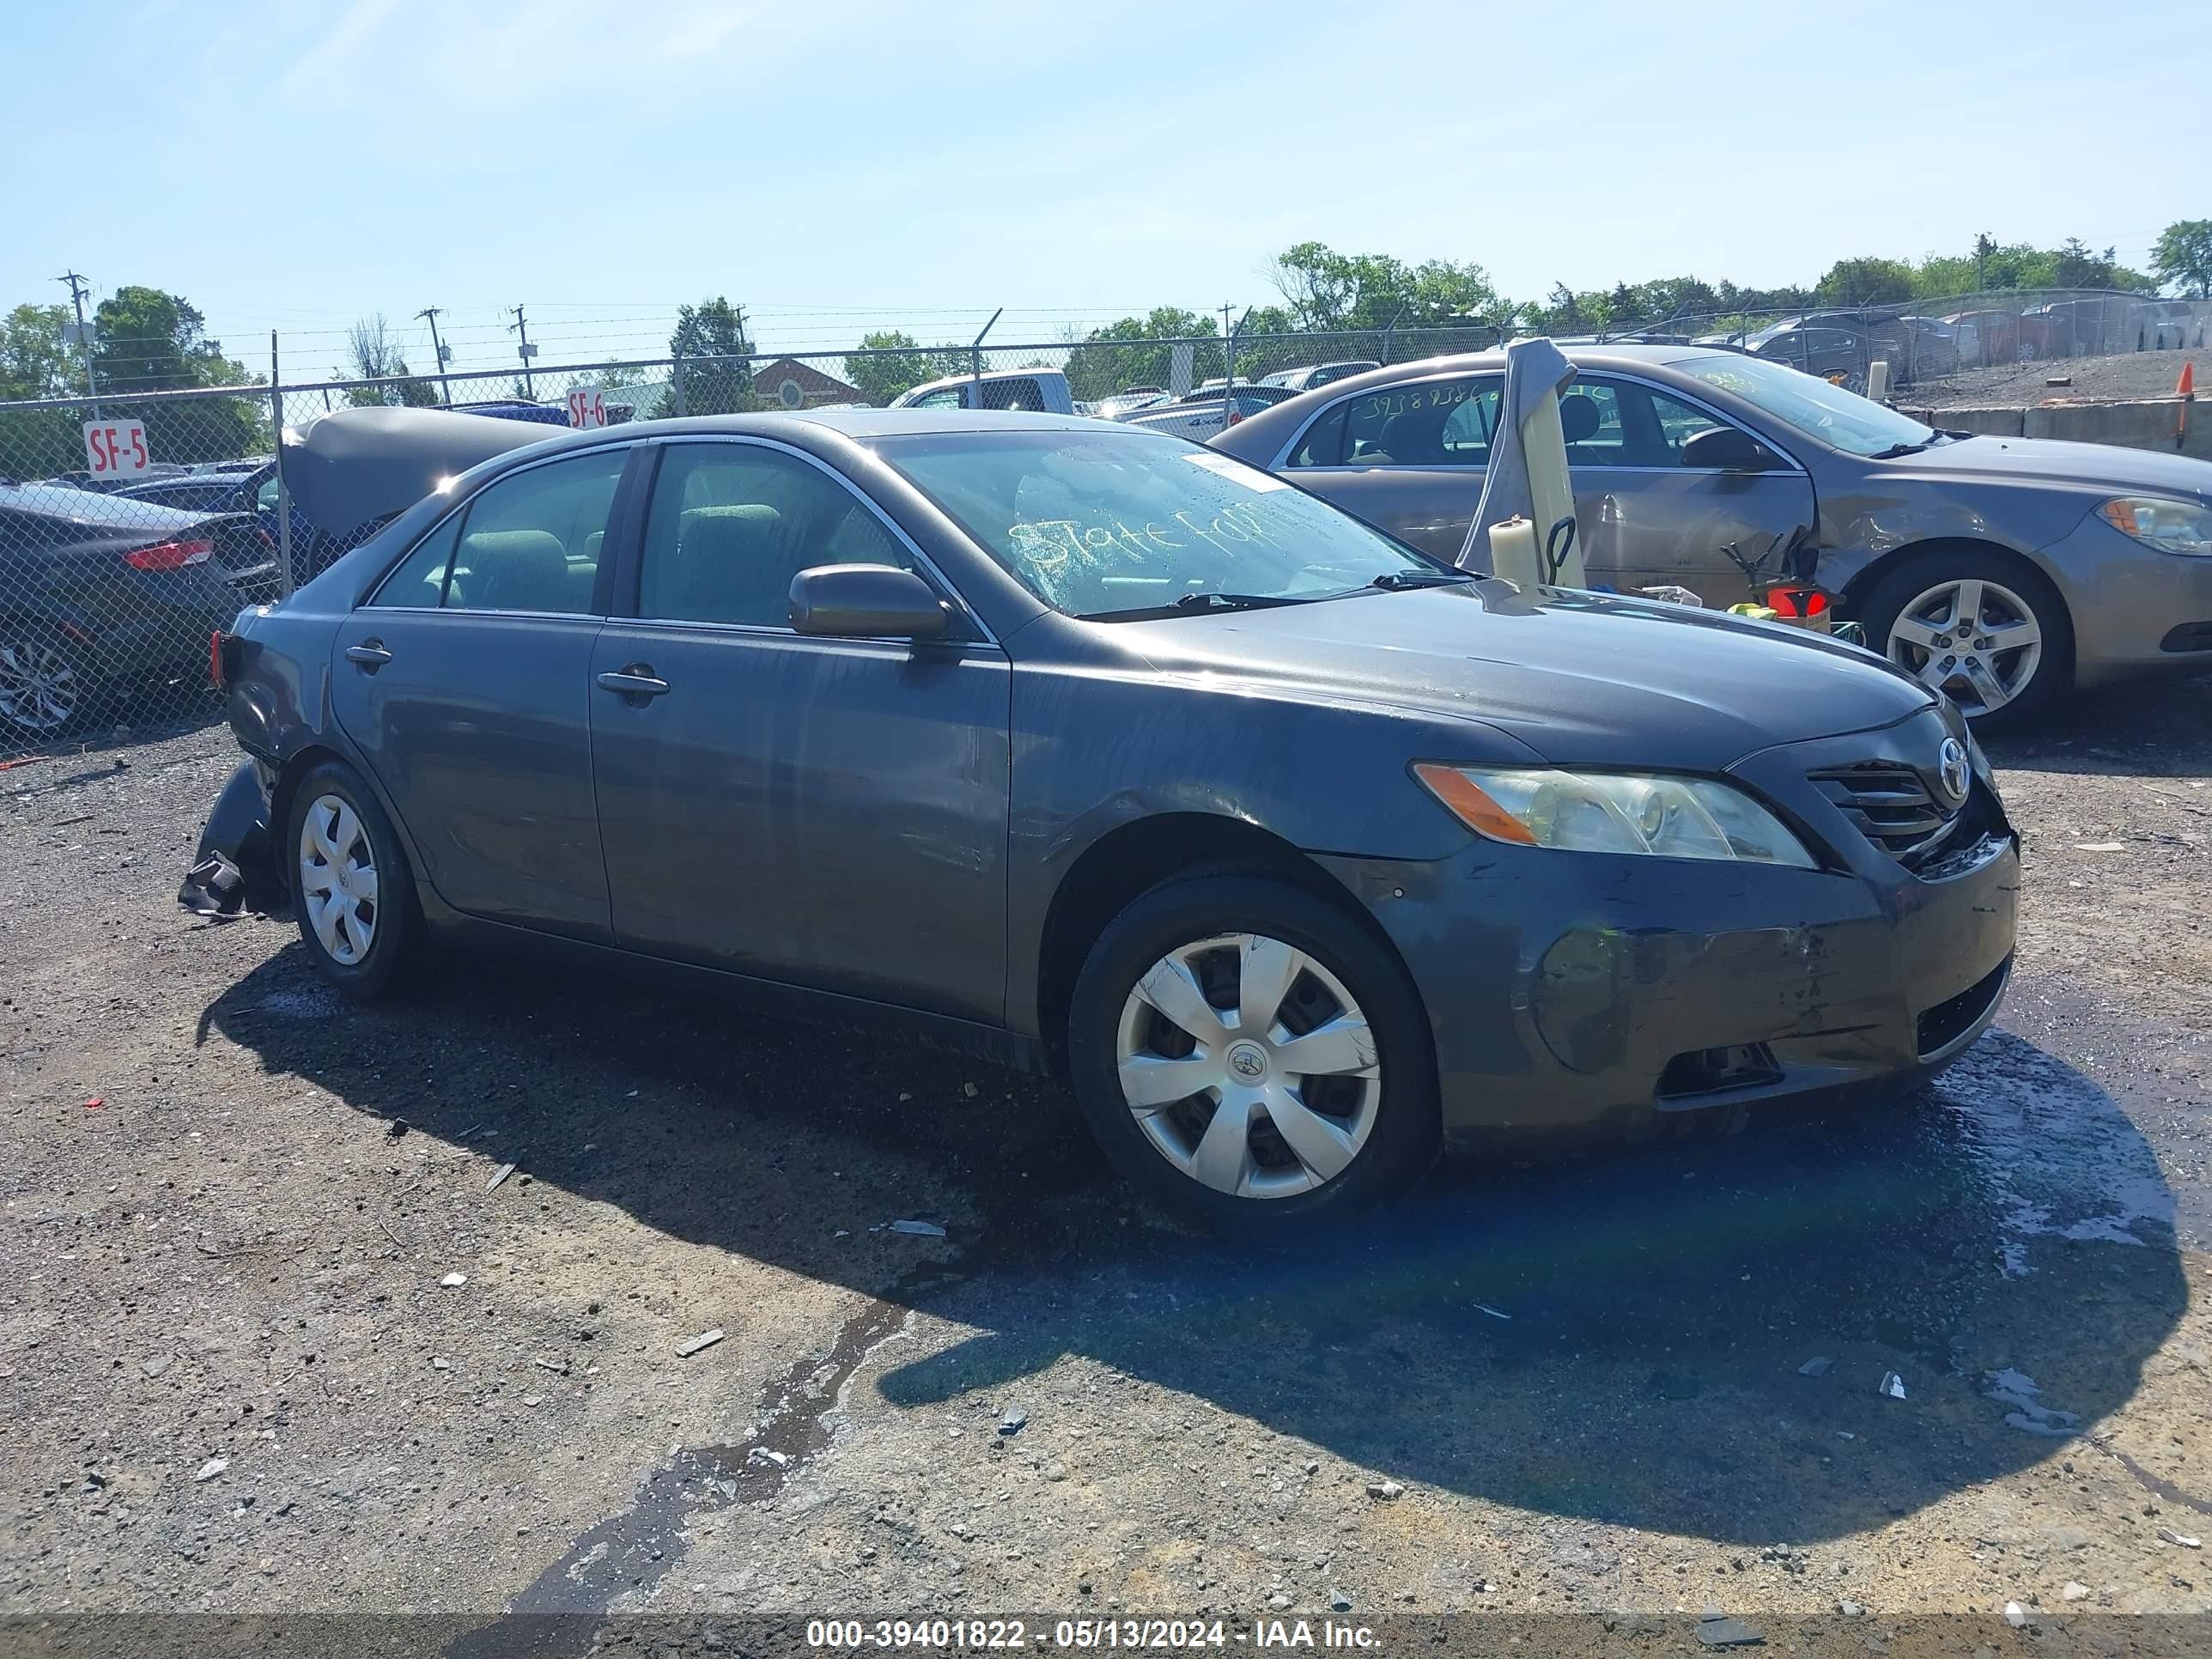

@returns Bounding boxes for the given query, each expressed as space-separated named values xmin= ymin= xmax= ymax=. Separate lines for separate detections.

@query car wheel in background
xmin=1858 ymin=550 xmax=2071 ymax=732
xmin=1066 ymin=872 xmax=1440 ymax=1231
xmin=285 ymin=760 xmax=419 ymax=1000
xmin=0 ymin=625 xmax=93 ymax=739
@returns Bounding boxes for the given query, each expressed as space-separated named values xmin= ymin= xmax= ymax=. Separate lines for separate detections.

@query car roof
xmin=898 ymin=366 xmax=1065 ymax=398
xmin=501 ymin=409 xmax=1119 ymax=447
xmin=1212 ymin=343 xmax=1756 ymax=453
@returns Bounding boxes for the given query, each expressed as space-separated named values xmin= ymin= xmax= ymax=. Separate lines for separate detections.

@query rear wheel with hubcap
xmin=286 ymin=760 xmax=419 ymax=999
xmin=1067 ymin=873 xmax=1439 ymax=1231
xmin=1859 ymin=550 xmax=2070 ymax=732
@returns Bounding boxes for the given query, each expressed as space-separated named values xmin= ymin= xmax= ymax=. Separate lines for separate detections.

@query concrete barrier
xmin=1905 ymin=397 xmax=2208 ymax=461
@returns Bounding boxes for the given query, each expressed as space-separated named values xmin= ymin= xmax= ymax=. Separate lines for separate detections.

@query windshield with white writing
xmin=1672 ymin=351 xmax=1936 ymax=458
xmin=868 ymin=429 xmax=1440 ymax=619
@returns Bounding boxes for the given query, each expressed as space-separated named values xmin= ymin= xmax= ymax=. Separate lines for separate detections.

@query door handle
xmin=595 ymin=667 xmax=671 ymax=700
xmin=344 ymin=642 xmax=392 ymax=670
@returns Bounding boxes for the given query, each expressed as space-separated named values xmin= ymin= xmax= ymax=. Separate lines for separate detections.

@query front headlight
xmin=1413 ymin=764 xmax=1819 ymax=869
xmin=2100 ymin=495 xmax=2212 ymax=556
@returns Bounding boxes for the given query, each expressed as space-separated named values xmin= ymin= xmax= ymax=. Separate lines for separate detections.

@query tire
xmin=0 ymin=624 xmax=97 ymax=740
xmin=1856 ymin=549 xmax=2072 ymax=734
xmin=284 ymin=760 xmax=420 ymax=1000
xmin=1065 ymin=872 xmax=1440 ymax=1233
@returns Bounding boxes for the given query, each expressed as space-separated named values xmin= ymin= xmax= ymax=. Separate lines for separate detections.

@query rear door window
xmin=978 ymin=378 xmax=1047 ymax=411
xmin=1339 ymin=376 xmax=1502 ymax=467
xmin=376 ymin=449 xmax=626 ymax=615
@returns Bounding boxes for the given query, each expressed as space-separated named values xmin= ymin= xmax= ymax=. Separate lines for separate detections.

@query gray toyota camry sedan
xmin=188 ymin=410 xmax=2018 ymax=1231
xmin=1213 ymin=346 xmax=2212 ymax=730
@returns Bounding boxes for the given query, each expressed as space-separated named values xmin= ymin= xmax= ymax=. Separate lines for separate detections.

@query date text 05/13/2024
xmin=803 ymin=1619 xmax=1382 ymax=1650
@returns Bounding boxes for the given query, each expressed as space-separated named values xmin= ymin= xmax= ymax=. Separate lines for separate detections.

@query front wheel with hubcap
xmin=0 ymin=628 xmax=92 ymax=738
xmin=1859 ymin=551 xmax=2071 ymax=732
xmin=286 ymin=760 xmax=419 ymax=1000
xmin=1066 ymin=874 xmax=1439 ymax=1231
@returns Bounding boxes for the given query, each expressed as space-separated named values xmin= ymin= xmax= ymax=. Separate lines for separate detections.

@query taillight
xmin=124 ymin=538 xmax=215 ymax=572
xmin=1227 ymin=409 xmax=1245 ymax=425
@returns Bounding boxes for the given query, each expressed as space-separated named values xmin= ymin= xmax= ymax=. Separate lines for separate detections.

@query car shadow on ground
xmin=201 ymin=945 xmax=2186 ymax=1549
xmin=1982 ymin=670 xmax=2212 ymax=778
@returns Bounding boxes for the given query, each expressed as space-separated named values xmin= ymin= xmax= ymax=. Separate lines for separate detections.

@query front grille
xmin=1809 ymin=763 xmax=1961 ymax=866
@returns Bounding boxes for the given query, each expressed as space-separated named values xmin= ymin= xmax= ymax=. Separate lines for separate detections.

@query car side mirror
xmin=788 ymin=564 xmax=951 ymax=640
xmin=1680 ymin=426 xmax=1778 ymax=471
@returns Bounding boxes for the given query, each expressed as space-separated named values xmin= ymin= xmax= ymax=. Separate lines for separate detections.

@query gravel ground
xmin=3 ymin=676 xmax=2212 ymax=1655
xmin=1912 ymin=347 xmax=2203 ymax=411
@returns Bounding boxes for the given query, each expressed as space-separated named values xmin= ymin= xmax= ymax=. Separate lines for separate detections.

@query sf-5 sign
xmin=83 ymin=419 xmax=152 ymax=478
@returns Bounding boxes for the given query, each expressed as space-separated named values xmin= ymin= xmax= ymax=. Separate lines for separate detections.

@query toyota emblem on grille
xmin=1936 ymin=737 xmax=1971 ymax=806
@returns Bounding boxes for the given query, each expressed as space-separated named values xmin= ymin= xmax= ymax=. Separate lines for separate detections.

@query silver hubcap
xmin=1115 ymin=933 xmax=1381 ymax=1199
xmin=298 ymin=793 xmax=379 ymax=966
xmin=0 ymin=639 xmax=79 ymax=732
xmin=1886 ymin=577 xmax=2043 ymax=716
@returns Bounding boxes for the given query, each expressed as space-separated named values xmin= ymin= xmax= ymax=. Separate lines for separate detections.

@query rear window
xmin=0 ymin=483 xmax=206 ymax=530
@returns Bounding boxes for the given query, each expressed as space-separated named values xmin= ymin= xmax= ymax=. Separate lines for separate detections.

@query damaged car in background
xmin=185 ymin=410 xmax=2016 ymax=1230
xmin=1214 ymin=345 xmax=2212 ymax=730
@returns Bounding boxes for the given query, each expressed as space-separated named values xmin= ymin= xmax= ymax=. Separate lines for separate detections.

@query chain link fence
xmin=3 ymin=302 xmax=2203 ymax=762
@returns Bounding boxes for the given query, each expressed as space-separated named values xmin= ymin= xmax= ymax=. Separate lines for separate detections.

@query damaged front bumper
xmin=179 ymin=759 xmax=287 ymax=920
xmin=1318 ymin=793 xmax=2020 ymax=1139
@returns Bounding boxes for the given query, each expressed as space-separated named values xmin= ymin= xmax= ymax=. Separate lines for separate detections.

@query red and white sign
xmin=82 ymin=419 xmax=152 ymax=478
xmin=565 ymin=388 xmax=607 ymax=429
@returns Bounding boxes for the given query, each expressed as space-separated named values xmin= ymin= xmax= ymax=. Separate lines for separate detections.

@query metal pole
xmin=416 ymin=307 xmax=452 ymax=405
xmin=509 ymin=304 xmax=534 ymax=398
xmin=670 ymin=348 xmax=687 ymax=417
xmin=969 ymin=307 xmax=1001 ymax=393
xmin=57 ymin=270 xmax=100 ymax=416
xmin=270 ymin=331 xmax=296 ymax=599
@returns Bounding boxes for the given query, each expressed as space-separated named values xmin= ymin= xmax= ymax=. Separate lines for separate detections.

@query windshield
xmin=869 ymin=428 xmax=1443 ymax=619
xmin=1672 ymin=350 xmax=1937 ymax=458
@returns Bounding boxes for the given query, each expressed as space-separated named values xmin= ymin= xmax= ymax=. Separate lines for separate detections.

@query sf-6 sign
xmin=566 ymin=388 xmax=607 ymax=429
xmin=83 ymin=419 xmax=152 ymax=478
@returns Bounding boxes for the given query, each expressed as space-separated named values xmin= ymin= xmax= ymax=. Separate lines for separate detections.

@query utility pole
xmin=416 ymin=307 xmax=453 ymax=405
xmin=56 ymin=270 xmax=100 ymax=414
xmin=507 ymin=304 xmax=535 ymax=398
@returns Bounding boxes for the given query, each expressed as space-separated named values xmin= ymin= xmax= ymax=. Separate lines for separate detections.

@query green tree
xmin=2152 ymin=220 xmax=2212 ymax=298
xmin=85 ymin=285 xmax=264 ymax=462
xmin=1267 ymin=242 xmax=1503 ymax=331
xmin=1064 ymin=307 xmax=1218 ymax=401
xmin=1815 ymin=257 xmax=1917 ymax=307
xmin=335 ymin=313 xmax=440 ymax=408
xmin=843 ymin=331 xmax=963 ymax=405
xmin=0 ymin=305 xmax=83 ymax=479
xmin=666 ymin=297 xmax=753 ymax=416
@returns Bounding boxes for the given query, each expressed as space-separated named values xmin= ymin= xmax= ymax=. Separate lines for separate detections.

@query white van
xmin=890 ymin=367 xmax=1074 ymax=415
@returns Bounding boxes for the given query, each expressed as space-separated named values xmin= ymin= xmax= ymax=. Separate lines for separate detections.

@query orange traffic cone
xmin=2179 ymin=361 xmax=2194 ymax=450
xmin=2180 ymin=361 xmax=2197 ymax=398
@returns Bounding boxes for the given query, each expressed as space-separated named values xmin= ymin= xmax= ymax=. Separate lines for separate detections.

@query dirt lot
xmin=1913 ymin=347 xmax=2203 ymax=411
xmin=4 ymin=675 xmax=2212 ymax=1656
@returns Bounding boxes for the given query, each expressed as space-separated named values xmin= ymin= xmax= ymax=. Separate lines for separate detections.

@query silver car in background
xmin=1212 ymin=346 xmax=2212 ymax=728
xmin=1126 ymin=384 xmax=1298 ymax=443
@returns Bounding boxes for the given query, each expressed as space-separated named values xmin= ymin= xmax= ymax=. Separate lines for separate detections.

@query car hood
xmin=1112 ymin=581 xmax=1936 ymax=769
xmin=1896 ymin=433 xmax=2212 ymax=502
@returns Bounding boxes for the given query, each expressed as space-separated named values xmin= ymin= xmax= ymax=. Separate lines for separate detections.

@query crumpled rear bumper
xmin=179 ymin=759 xmax=286 ymax=920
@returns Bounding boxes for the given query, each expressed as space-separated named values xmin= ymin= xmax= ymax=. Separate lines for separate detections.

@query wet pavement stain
xmin=445 ymin=1266 xmax=955 ymax=1657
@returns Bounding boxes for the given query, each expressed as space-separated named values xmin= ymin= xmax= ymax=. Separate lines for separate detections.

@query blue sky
xmin=3 ymin=0 xmax=2200 ymax=379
